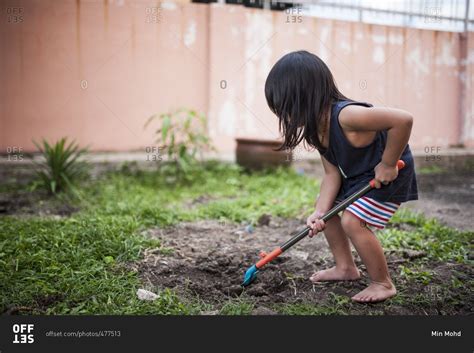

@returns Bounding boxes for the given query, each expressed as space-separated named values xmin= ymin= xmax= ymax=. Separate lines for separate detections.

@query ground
xmin=0 ymin=162 xmax=472 ymax=315
xmin=134 ymin=217 xmax=472 ymax=315
xmin=406 ymin=172 xmax=473 ymax=231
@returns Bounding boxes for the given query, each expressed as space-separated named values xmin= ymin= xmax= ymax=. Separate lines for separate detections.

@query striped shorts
xmin=344 ymin=196 xmax=400 ymax=229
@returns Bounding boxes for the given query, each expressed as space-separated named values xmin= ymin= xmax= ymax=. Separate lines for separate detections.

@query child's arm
xmin=306 ymin=156 xmax=341 ymax=236
xmin=339 ymin=106 xmax=413 ymax=188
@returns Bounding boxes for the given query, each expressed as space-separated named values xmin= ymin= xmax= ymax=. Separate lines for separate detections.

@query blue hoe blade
xmin=242 ymin=265 xmax=258 ymax=287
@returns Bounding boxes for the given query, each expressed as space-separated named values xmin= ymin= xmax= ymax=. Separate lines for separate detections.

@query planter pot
xmin=236 ymin=138 xmax=291 ymax=170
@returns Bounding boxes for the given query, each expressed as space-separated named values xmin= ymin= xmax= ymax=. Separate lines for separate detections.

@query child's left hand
xmin=373 ymin=161 xmax=399 ymax=188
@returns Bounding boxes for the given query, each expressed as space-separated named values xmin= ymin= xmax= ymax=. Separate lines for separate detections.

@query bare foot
xmin=310 ymin=266 xmax=360 ymax=283
xmin=351 ymin=281 xmax=397 ymax=303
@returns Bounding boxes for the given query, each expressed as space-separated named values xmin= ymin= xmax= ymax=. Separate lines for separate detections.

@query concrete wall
xmin=1 ymin=0 xmax=473 ymax=154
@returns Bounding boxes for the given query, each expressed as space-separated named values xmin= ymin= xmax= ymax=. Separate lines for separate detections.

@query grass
xmin=398 ymin=265 xmax=433 ymax=285
xmin=276 ymin=293 xmax=350 ymax=315
xmin=1 ymin=161 xmax=472 ymax=315
xmin=416 ymin=165 xmax=446 ymax=175
xmin=0 ymin=215 xmax=197 ymax=314
xmin=219 ymin=298 xmax=255 ymax=315
xmin=382 ymin=208 xmax=472 ymax=263
xmin=0 ymin=162 xmax=317 ymax=315
xmin=84 ymin=162 xmax=317 ymax=225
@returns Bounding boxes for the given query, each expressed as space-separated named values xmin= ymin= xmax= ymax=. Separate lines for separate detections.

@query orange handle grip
xmin=255 ymin=248 xmax=282 ymax=269
xmin=369 ymin=160 xmax=405 ymax=188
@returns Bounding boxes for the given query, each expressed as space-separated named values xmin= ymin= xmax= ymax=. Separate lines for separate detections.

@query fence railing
xmin=194 ymin=0 xmax=473 ymax=32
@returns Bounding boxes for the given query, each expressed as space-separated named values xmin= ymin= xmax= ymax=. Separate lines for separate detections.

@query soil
xmin=0 ymin=190 xmax=78 ymax=217
xmin=406 ymin=173 xmax=474 ymax=231
xmin=136 ymin=219 xmax=473 ymax=315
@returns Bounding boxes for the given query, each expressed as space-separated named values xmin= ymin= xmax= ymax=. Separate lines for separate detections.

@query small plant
xmin=219 ymin=298 xmax=255 ymax=315
xmin=399 ymin=265 xmax=433 ymax=285
xmin=145 ymin=109 xmax=214 ymax=175
xmin=33 ymin=137 xmax=89 ymax=194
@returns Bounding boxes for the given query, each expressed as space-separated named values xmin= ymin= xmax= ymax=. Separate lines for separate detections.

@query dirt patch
xmin=136 ymin=219 xmax=472 ymax=315
xmin=406 ymin=173 xmax=474 ymax=231
xmin=2 ymin=294 xmax=65 ymax=315
xmin=0 ymin=191 xmax=78 ymax=217
xmin=138 ymin=219 xmax=321 ymax=302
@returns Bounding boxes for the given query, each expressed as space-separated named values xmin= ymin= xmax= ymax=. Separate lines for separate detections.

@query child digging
xmin=265 ymin=50 xmax=418 ymax=303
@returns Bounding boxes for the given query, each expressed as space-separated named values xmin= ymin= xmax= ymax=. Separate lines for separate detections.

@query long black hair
xmin=264 ymin=50 xmax=348 ymax=152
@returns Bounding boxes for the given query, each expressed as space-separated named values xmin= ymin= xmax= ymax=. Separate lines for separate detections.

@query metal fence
xmin=196 ymin=0 xmax=473 ymax=32
xmin=302 ymin=0 xmax=473 ymax=33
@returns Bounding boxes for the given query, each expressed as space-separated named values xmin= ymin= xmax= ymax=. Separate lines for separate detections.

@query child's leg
xmin=310 ymin=215 xmax=360 ymax=282
xmin=340 ymin=212 xmax=396 ymax=303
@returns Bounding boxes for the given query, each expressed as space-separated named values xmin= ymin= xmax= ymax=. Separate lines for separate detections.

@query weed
xmin=381 ymin=210 xmax=472 ymax=263
xmin=33 ymin=138 xmax=89 ymax=194
xmin=219 ymin=298 xmax=255 ymax=315
xmin=145 ymin=109 xmax=214 ymax=177
xmin=398 ymin=265 xmax=433 ymax=285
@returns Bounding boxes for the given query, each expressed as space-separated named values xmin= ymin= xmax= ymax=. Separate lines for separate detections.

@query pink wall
xmin=1 ymin=0 xmax=209 ymax=152
xmin=1 ymin=1 xmax=472 ymax=154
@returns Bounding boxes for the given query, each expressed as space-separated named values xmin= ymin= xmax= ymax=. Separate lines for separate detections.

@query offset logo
xmin=12 ymin=324 xmax=34 ymax=344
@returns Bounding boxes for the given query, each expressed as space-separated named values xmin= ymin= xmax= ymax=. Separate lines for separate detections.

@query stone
xmin=227 ymin=285 xmax=244 ymax=296
xmin=257 ymin=214 xmax=272 ymax=226
xmin=136 ymin=289 xmax=159 ymax=301
xmin=290 ymin=250 xmax=309 ymax=261
xmin=245 ymin=224 xmax=255 ymax=234
xmin=251 ymin=306 xmax=277 ymax=315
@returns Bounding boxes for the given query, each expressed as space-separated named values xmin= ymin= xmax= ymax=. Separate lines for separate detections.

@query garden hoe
xmin=241 ymin=160 xmax=406 ymax=287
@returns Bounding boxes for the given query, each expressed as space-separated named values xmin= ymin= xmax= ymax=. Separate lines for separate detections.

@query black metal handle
xmin=280 ymin=183 xmax=373 ymax=251
xmin=278 ymin=160 xmax=405 ymax=253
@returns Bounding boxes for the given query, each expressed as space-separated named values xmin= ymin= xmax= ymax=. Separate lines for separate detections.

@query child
xmin=264 ymin=50 xmax=418 ymax=303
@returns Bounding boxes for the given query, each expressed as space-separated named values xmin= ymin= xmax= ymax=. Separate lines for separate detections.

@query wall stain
xmin=433 ymin=30 xmax=438 ymax=68
xmin=104 ymin=0 xmax=109 ymax=34
xmin=330 ymin=20 xmax=335 ymax=63
xmin=156 ymin=0 xmax=161 ymax=40
xmin=433 ymin=30 xmax=438 ymax=143
xmin=384 ymin=25 xmax=389 ymax=102
xmin=76 ymin=0 xmax=82 ymax=78
xmin=19 ymin=22 xmax=24 ymax=81
xmin=349 ymin=21 xmax=355 ymax=87
xmin=401 ymin=27 xmax=407 ymax=107
xmin=131 ymin=7 xmax=136 ymax=58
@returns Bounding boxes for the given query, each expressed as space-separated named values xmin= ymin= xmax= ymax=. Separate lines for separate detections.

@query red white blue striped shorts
xmin=344 ymin=196 xmax=400 ymax=229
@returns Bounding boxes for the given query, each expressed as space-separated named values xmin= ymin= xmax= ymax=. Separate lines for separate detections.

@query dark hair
xmin=264 ymin=50 xmax=348 ymax=152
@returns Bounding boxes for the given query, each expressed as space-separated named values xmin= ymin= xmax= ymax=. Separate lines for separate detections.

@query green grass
xmin=383 ymin=208 xmax=473 ymax=264
xmin=276 ymin=293 xmax=350 ymax=315
xmin=398 ymin=265 xmax=433 ymax=285
xmin=83 ymin=162 xmax=317 ymax=225
xmin=1 ymin=161 xmax=472 ymax=315
xmin=0 ymin=215 xmax=198 ymax=314
xmin=416 ymin=165 xmax=446 ymax=175
xmin=0 ymin=162 xmax=317 ymax=315
xmin=219 ymin=298 xmax=255 ymax=315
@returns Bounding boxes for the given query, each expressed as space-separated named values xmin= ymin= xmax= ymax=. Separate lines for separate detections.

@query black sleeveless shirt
xmin=321 ymin=100 xmax=418 ymax=203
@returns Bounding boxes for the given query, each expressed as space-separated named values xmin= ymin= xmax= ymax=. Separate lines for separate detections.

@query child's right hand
xmin=306 ymin=210 xmax=326 ymax=237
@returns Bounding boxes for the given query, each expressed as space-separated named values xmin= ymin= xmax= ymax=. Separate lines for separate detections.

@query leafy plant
xmin=399 ymin=265 xmax=433 ymax=285
xmin=145 ymin=109 xmax=214 ymax=174
xmin=33 ymin=137 xmax=89 ymax=194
